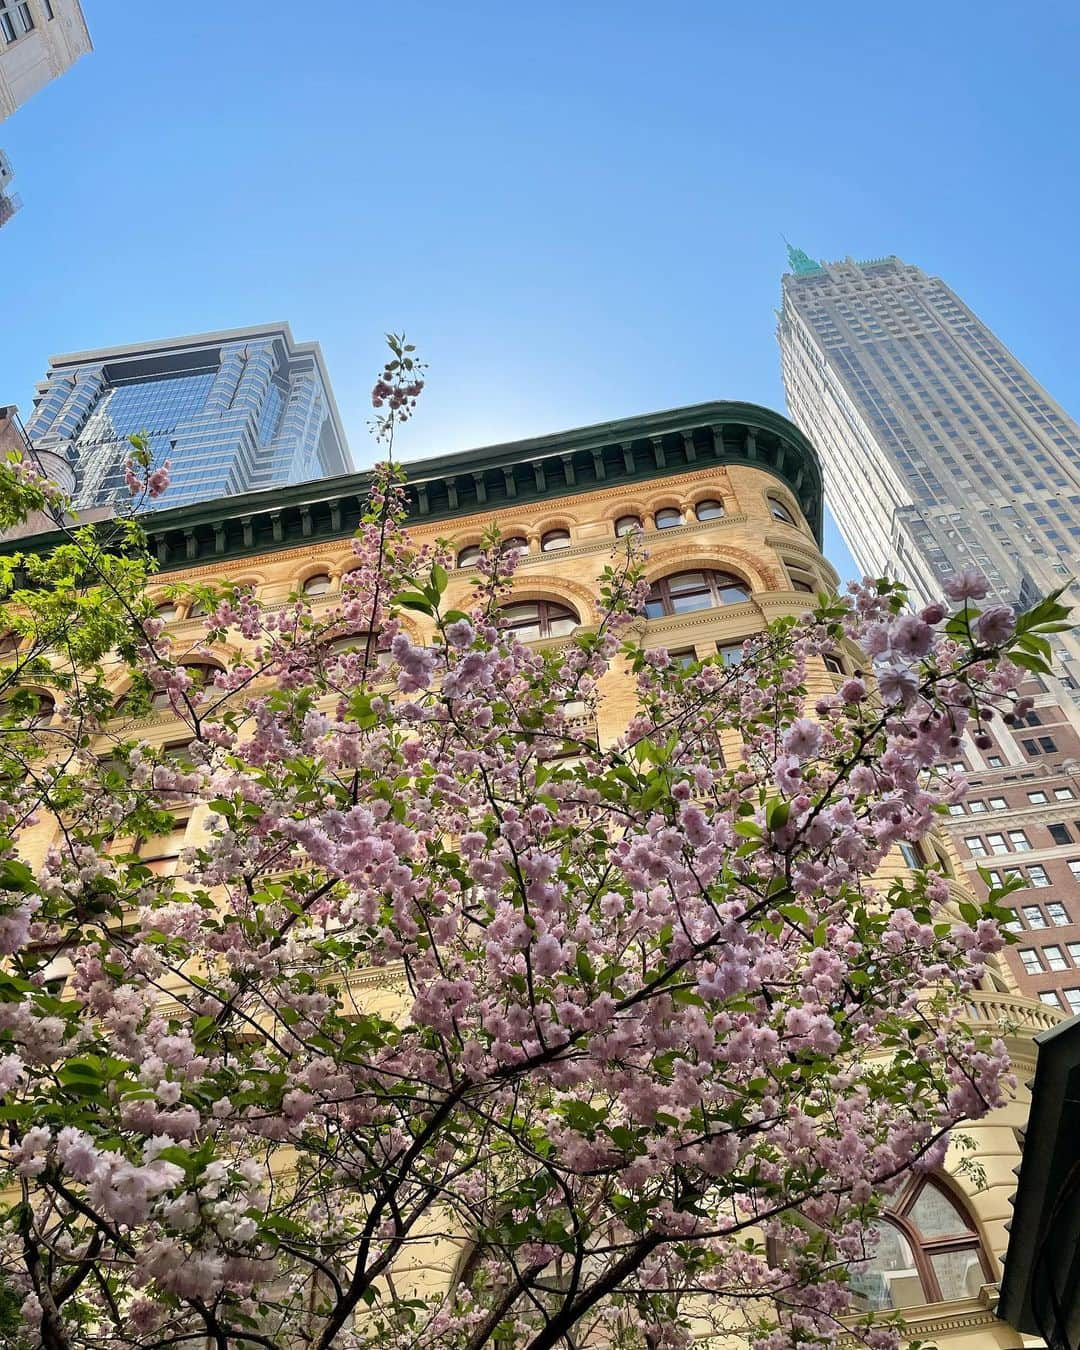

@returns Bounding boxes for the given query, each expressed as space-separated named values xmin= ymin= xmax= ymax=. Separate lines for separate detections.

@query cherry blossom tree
xmin=0 ymin=342 xmax=1068 ymax=1350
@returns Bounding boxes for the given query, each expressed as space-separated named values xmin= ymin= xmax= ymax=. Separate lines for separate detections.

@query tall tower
xmin=26 ymin=324 xmax=354 ymax=513
xmin=778 ymin=247 xmax=1080 ymax=690
xmin=779 ymin=249 xmax=1080 ymax=1018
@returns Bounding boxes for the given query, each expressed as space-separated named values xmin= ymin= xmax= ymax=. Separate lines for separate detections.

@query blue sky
xmin=4 ymin=0 xmax=1080 ymax=578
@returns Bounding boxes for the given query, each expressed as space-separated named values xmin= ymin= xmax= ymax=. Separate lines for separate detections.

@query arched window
xmin=541 ymin=528 xmax=571 ymax=552
xmin=499 ymin=601 xmax=579 ymax=641
xmin=654 ymin=507 xmax=684 ymax=530
xmin=645 ymin=570 xmax=750 ymax=618
xmin=154 ymin=602 xmax=179 ymax=622
xmin=768 ymin=497 xmax=797 ymax=526
xmin=695 ymin=499 xmax=725 ymax=521
xmin=302 ymin=573 xmax=332 ymax=597
xmin=614 ymin=515 xmax=643 ymax=537
xmin=187 ymin=601 xmax=209 ymax=619
xmin=848 ymin=1176 xmax=990 ymax=1311
xmin=499 ymin=536 xmax=529 ymax=557
xmin=457 ymin=544 xmax=483 ymax=567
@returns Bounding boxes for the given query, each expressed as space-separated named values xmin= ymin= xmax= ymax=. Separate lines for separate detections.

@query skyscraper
xmin=1 ymin=0 xmax=92 ymax=219
xmin=778 ymin=247 xmax=1080 ymax=689
xmin=779 ymin=249 xmax=1080 ymax=1015
xmin=26 ymin=324 xmax=354 ymax=512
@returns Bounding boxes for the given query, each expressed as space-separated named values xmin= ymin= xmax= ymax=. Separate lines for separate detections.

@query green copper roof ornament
xmin=784 ymin=240 xmax=824 ymax=275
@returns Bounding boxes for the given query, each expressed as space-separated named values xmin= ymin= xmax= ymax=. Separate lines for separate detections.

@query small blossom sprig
xmin=370 ymin=331 xmax=426 ymax=446
xmin=122 ymin=430 xmax=171 ymax=503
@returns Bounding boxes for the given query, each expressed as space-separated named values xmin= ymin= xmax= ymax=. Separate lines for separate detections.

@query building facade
xmin=25 ymin=324 xmax=354 ymax=513
xmin=0 ymin=0 xmax=91 ymax=221
xmin=778 ymin=247 xmax=1080 ymax=693
xmin=0 ymin=0 xmax=89 ymax=118
xmin=11 ymin=399 xmax=1056 ymax=1348
xmin=779 ymin=246 xmax=1080 ymax=1017
xmin=0 ymin=146 xmax=18 ymax=228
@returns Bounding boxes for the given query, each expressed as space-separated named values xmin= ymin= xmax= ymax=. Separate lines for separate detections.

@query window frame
xmin=693 ymin=498 xmax=725 ymax=522
xmin=644 ymin=569 xmax=751 ymax=619
xmin=498 ymin=599 xmax=580 ymax=641
xmin=767 ymin=496 xmax=797 ymax=526
xmin=540 ymin=528 xmax=571 ymax=553
xmin=849 ymin=1174 xmax=991 ymax=1311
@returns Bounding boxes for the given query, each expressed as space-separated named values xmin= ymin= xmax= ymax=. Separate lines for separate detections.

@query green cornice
xmin=3 ymin=402 xmax=824 ymax=571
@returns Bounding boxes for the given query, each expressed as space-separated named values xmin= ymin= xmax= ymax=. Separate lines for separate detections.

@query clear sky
xmin=4 ymin=0 xmax=1080 ymax=578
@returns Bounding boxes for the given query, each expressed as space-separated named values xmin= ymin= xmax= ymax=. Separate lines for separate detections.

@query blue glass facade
xmin=26 ymin=325 xmax=352 ymax=512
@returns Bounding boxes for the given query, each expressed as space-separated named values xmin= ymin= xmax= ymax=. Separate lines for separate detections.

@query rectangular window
xmin=1003 ymin=908 xmax=1022 ymax=933
xmin=1024 ymin=906 xmax=1048 ymax=929
xmin=988 ymin=797 xmax=1007 ymax=809
xmin=1023 ymin=739 xmax=1039 ymax=755
xmin=44 ymin=0 xmax=54 ymax=17
xmin=965 ymin=836 xmax=987 ymax=858
xmin=1049 ymin=823 xmax=1072 ymax=845
xmin=1069 ymin=859 xmax=1080 ymax=883
xmin=1019 ymin=948 xmax=1043 ymax=974
xmin=1041 ymin=737 xmax=1058 ymax=753
xmin=1066 ymin=989 xmax=1080 ymax=1014
xmin=1067 ymin=941 xmax=1080 ymax=964
xmin=714 ymin=642 xmax=745 ymax=667
xmin=1040 ymin=991 xmax=1064 ymax=1008
xmin=1008 ymin=830 xmax=1032 ymax=851
xmin=948 ymin=803 xmax=965 ymax=816
xmin=988 ymin=756 xmax=1004 ymax=767
xmin=1055 ymin=787 xmax=1074 ymax=801
xmin=968 ymin=800 xmax=987 ymax=814
xmin=1044 ymin=945 xmax=1068 ymax=971
xmin=987 ymin=833 xmax=1009 ymax=855
xmin=1029 ymin=865 xmax=1050 ymax=887
xmin=1047 ymin=902 xmax=1070 ymax=927
xmin=1029 ymin=791 xmax=1049 ymax=804
xmin=668 ymin=648 xmax=699 ymax=669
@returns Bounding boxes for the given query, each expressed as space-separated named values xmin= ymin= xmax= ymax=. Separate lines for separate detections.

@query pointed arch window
xmin=848 ymin=1176 xmax=991 ymax=1311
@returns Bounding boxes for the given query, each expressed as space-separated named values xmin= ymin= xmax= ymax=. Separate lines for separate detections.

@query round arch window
xmin=848 ymin=1176 xmax=990 ymax=1311
xmin=645 ymin=570 xmax=750 ymax=618
xmin=695 ymin=499 xmax=725 ymax=521
xmin=541 ymin=528 xmax=571 ymax=552
xmin=499 ymin=600 xmax=579 ymax=641
xmin=768 ymin=497 xmax=797 ymax=526
xmin=614 ymin=515 xmax=643 ymax=537
xmin=654 ymin=508 xmax=684 ymax=530
xmin=303 ymin=573 xmax=332 ymax=597
xmin=457 ymin=544 xmax=483 ymax=567
xmin=499 ymin=536 xmax=529 ymax=557
xmin=154 ymin=602 xmax=180 ymax=622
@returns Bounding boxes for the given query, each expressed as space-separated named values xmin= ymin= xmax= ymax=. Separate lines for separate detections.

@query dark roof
xmin=998 ymin=1012 xmax=1080 ymax=1346
xmin=3 ymin=401 xmax=824 ymax=569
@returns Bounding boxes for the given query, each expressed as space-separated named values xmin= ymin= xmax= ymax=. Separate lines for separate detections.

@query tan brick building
xmin=8 ymin=399 xmax=1063 ymax=1346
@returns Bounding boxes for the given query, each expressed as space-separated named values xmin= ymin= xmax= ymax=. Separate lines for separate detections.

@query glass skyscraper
xmin=26 ymin=324 xmax=353 ymax=512
xmin=778 ymin=248 xmax=1080 ymax=690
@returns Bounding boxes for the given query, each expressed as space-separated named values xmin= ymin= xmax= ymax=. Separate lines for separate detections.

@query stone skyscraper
xmin=779 ymin=248 xmax=1080 ymax=1017
xmin=778 ymin=247 xmax=1080 ymax=692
